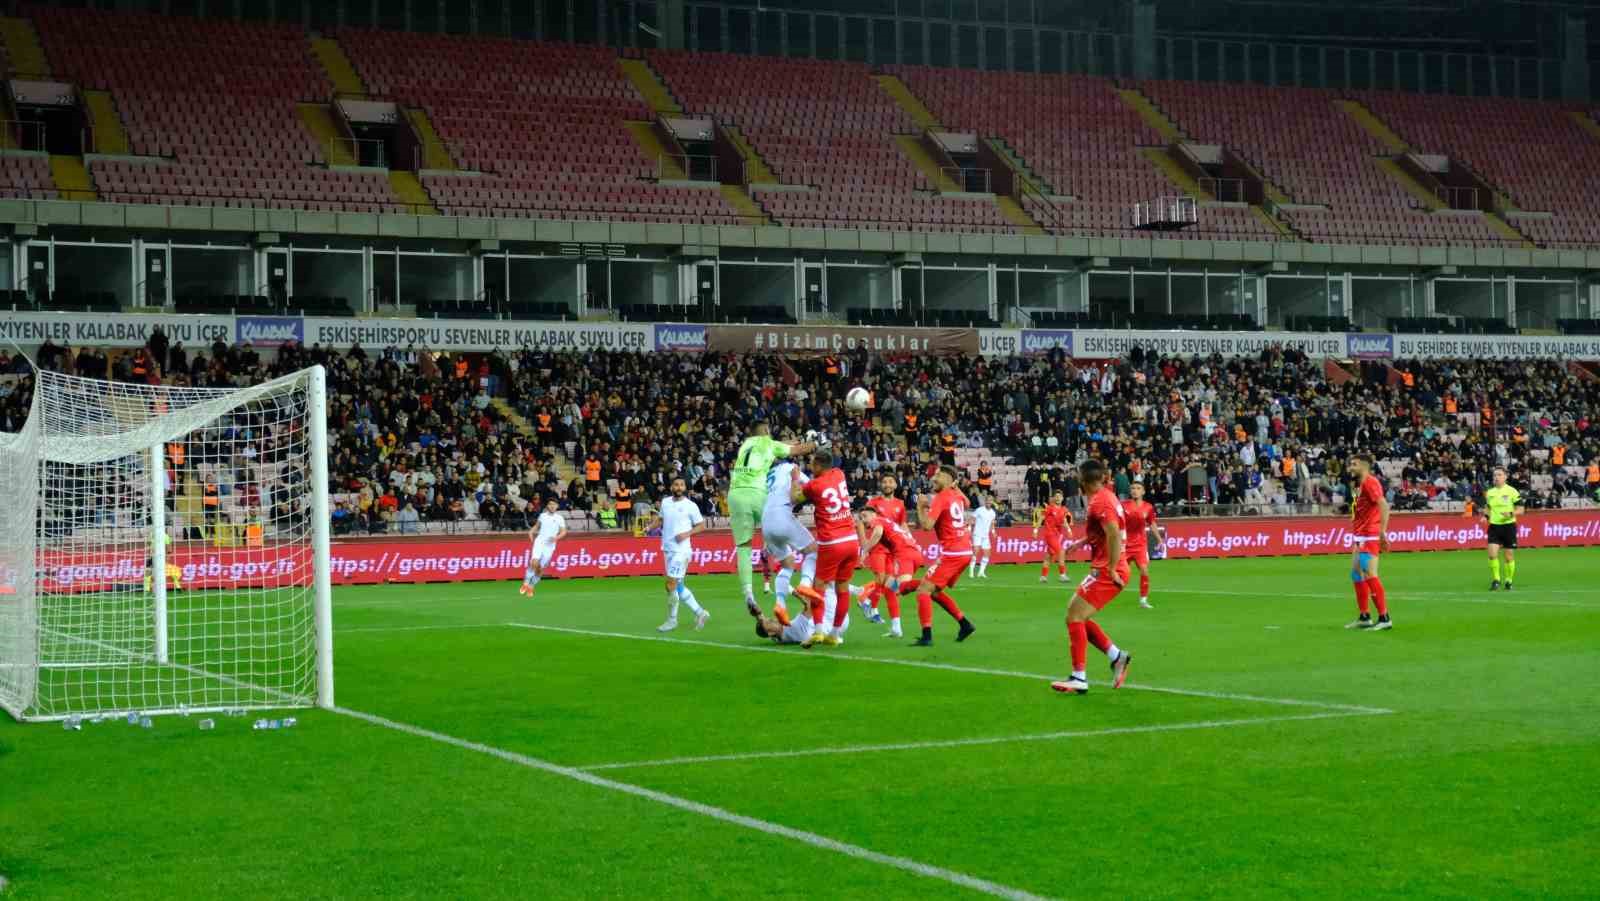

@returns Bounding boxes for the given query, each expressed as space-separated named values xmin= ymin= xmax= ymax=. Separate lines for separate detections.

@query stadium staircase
xmin=0 ymin=16 xmax=48 ymax=76
xmin=83 ymin=90 xmax=130 ymax=154
xmin=1571 ymin=110 xmax=1600 ymax=142
xmin=877 ymin=73 xmax=1043 ymax=233
xmin=1337 ymin=98 xmax=1535 ymax=248
xmin=404 ymin=109 xmax=456 ymax=171
xmin=490 ymin=399 xmax=579 ymax=485
xmin=47 ymin=154 xmax=95 ymax=201
xmin=296 ymin=103 xmax=356 ymax=166
xmin=309 ymin=36 xmax=365 ymax=94
xmin=387 ymin=170 xmax=437 ymax=214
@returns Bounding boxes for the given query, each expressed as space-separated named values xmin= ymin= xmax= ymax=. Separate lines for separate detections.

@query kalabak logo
xmin=1345 ymin=333 xmax=1394 ymax=360
xmin=654 ymin=323 xmax=707 ymax=352
xmin=1020 ymin=329 xmax=1073 ymax=355
xmin=236 ymin=316 xmax=305 ymax=347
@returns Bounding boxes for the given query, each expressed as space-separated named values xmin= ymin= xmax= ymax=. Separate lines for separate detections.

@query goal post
xmin=0 ymin=364 xmax=334 ymax=722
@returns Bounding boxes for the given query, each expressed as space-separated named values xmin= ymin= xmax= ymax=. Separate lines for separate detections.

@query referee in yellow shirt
xmin=1482 ymin=466 xmax=1525 ymax=591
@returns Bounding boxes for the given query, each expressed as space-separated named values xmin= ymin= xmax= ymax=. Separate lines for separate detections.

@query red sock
xmin=1353 ymin=579 xmax=1370 ymax=615
xmin=1084 ymin=620 xmax=1112 ymax=654
xmin=897 ymin=577 xmax=921 ymax=595
xmin=810 ymin=592 xmax=828 ymax=625
xmin=1139 ymin=573 xmax=1150 ymax=597
xmin=1058 ymin=564 xmax=1068 ymax=577
xmin=886 ymin=587 xmax=901 ymax=619
xmin=1067 ymin=621 xmax=1088 ymax=673
xmin=861 ymin=583 xmax=881 ymax=609
xmin=916 ymin=593 xmax=934 ymax=628
xmin=933 ymin=590 xmax=963 ymax=621
xmin=1041 ymin=563 xmax=1050 ymax=578
xmin=1365 ymin=577 xmax=1388 ymax=617
xmin=832 ymin=587 xmax=850 ymax=628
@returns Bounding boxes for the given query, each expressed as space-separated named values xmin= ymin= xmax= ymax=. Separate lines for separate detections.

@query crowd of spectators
xmin=3 ymin=332 xmax=1598 ymax=537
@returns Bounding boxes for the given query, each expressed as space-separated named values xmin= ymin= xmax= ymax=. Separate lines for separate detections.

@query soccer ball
xmin=844 ymin=386 xmax=872 ymax=413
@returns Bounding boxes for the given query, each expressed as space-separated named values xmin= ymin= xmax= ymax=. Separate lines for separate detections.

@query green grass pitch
xmin=4 ymin=547 xmax=1599 ymax=899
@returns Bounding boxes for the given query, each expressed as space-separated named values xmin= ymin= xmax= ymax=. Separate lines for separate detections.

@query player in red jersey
xmin=1051 ymin=459 xmax=1133 ymax=696
xmin=858 ymin=474 xmax=906 ymax=626
xmin=800 ymin=451 xmax=863 ymax=646
xmin=1344 ymin=453 xmax=1393 ymax=631
xmin=912 ymin=465 xmax=977 ymax=647
xmin=1033 ymin=492 xmax=1074 ymax=583
xmin=856 ymin=506 xmax=928 ymax=639
xmin=1122 ymin=481 xmax=1166 ymax=610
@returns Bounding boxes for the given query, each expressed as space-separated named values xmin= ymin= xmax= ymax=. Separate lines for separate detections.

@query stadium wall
xmin=27 ymin=511 xmax=1598 ymax=591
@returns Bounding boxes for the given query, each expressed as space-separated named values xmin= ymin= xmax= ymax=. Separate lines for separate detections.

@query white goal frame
xmin=0 ymin=364 xmax=333 ymax=722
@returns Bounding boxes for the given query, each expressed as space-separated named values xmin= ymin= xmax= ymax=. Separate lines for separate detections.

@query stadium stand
xmin=1137 ymin=81 xmax=1515 ymax=246
xmin=1355 ymin=91 xmax=1600 ymax=248
xmin=889 ymin=66 xmax=1284 ymax=241
xmin=29 ymin=7 xmax=402 ymax=212
xmin=334 ymin=30 xmax=745 ymax=224
xmin=6 ymin=338 xmax=1596 ymax=535
xmin=648 ymin=51 xmax=1016 ymax=233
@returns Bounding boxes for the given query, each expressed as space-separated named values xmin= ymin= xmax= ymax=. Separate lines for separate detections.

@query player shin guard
xmin=801 ymin=552 xmax=818 ymax=584
xmin=886 ymin=586 xmax=901 ymax=619
xmin=1365 ymin=577 xmax=1388 ymax=617
xmin=832 ymin=587 xmax=850 ymax=628
xmin=1489 ymin=557 xmax=1501 ymax=581
xmin=916 ymin=592 xmax=935 ymax=628
xmin=676 ymin=583 xmax=705 ymax=616
xmin=1353 ymin=576 xmax=1371 ymax=615
xmin=1505 ymin=560 xmax=1516 ymax=583
xmin=1041 ymin=563 xmax=1050 ymax=578
xmin=774 ymin=567 xmax=793 ymax=604
xmin=933 ymin=590 xmax=964 ymax=622
xmin=810 ymin=590 xmax=828 ymax=626
xmin=1067 ymin=621 xmax=1089 ymax=676
xmin=1138 ymin=573 xmax=1149 ymax=598
xmin=1084 ymin=620 xmax=1112 ymax=655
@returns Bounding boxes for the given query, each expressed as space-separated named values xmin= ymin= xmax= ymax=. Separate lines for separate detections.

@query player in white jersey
xmin=648 ymin=477 xmax=710 ymax=632
xmin=752 ymin=608 xmax=850 ymax=646
xmin=521 ymin=499 xmax=568 ymax=598
xmin=969 ymin=494 xmax=997 ymax=579
xmin=758 ymin=460 xmax=825 ymax=619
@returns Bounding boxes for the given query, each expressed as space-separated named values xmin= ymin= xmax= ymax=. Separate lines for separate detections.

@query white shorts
xmin=530 ymin=542 xmax=557 ymax=570
xmin=664 ymin=549 xmax=691 ymax=581
xmin=972 ymin=535 xmax=992 ymax=551
xmin=762 ymin=513 xmax=814 ymax=563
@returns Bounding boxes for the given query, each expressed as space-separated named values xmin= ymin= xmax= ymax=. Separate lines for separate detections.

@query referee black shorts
xmin=1487 ymin=522 xmax=1518 ymax=548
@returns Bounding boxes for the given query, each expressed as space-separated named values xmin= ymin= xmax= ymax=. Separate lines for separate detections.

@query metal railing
xmin=1198 ymin=176 xmax=1245 ymax=203
xmin=1437 ymin=185 xmax=1480 ymax=210
xmin=941 ymin=166 xmax=992 ymax=193
xmin=327 ymin=137 xmax=388 ymax=168
xmin=1131 ymin=195 xmax=1199 ymax=229
xmin=1017 ymin=175 xmax=1066 ymax=232
xmin=1 ymin=119 xmax=47 ymax=153
xmin=655 ymin=152 xmax=721 ymax=182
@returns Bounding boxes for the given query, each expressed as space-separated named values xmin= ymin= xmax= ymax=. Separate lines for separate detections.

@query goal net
xmin=0 ymin=365 xmax=333 ymax=722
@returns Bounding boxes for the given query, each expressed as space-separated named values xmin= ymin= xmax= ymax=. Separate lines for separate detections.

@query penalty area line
xmin=577 ymin=710 xmax=1388 ymax=772
xmin=504 ymin=623 xmax=1395 ymax=715
xmin=332 ymin=706 xmax=1057 ymax=901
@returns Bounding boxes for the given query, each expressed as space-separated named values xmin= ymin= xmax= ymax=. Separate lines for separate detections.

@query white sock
xmin=664 ymin=597 xmax=679 ymax=621
xmin=677 ymin=584 xmax=705 ymax=616
xmin=890 ymin=616 xmax=901 ymax=631
xmin=979 ymin=561 xmax=989 ymax=575
xmin=819 ymin=588 xmax=836 ymax=630
xmin=849 ymin=583 xmax=866 ymax=600
xmin=774 ymin=568 xmax=793 ymax=604
xmin=1106 ymin=644 xmax=1122 ymax=662
xmin=1072 ymin=670 xmax=1087 ymax=681
xmin=801 ymin=552 xmax=817 ymax=583
xmin=525 ymin=572 xmax=541 ymax=588
xmin=967 ymin=561 xmax=975 ymax=576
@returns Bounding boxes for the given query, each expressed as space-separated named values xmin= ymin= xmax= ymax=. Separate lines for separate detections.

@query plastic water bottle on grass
xmin=198 ymin=719 xmax=215 ymax=731
xmin=139 ymin=717 xmax=154 ymax=729
xmin=125 ymin=712 xmax=139 ymax=725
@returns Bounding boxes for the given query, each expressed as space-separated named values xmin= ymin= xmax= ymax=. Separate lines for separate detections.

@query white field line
xmin=1144 ymin=588 xmax=1595 ymax=609
xmin=578 ymin=710 xmax=1387 ymax=772
xmin=338 ymin=623 xmax=511 ymax=634
xmin=333 ymin=706 xmax=1057 ymax=901
xmin=505 ymin=623 xmax=1395 ymax=715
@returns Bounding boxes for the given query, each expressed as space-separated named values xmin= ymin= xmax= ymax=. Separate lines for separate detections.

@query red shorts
xmin=866 ymin=545 xmax=893 ymax=575
xmin=1127 ymin=543 xmax=1150 ymax=569
xmin=928 ymin=553 xmax=969 ymax=590
xmin=814 ymin=541 xmax=860 ymax=586
xmin=1044 ymin=532 xmax=1064 ymax=555
xmin=893 ymin=549 xmax=926 ymax=575
xmin=1352 ymin=535 xmax=1382 ymax=558
xmin=1075 ymin=564 xmax=1130 ymax=611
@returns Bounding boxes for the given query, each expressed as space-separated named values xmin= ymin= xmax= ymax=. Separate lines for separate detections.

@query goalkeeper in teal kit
xmin=728 ymin=424 xmax=815 ymax=613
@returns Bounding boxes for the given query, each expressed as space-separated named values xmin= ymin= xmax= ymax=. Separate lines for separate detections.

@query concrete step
xmin=873 ymin=74 xmax=941 ymax=130
xmin=894 ymin=133 xmax=960 ymax=193
xmin=83 ymin=90 xmax=130 ymax=155
xmin=310 ymin=35 xmax=367 ymax=95
xmin=388 ymin=170 xmax=437 ymax=215
xmin=625 ymin=120 xmax=684 ymax=179
xmin=405 ymin=108 xmax=457 ymax=171
xmin=48 ymin=154 xmax=96 ymax=202
xmin=618 ymin=57 xmax=683 ymax=115
xmin=995 ymin=194 xmax=1043 ymax=234
xmin=0 ymin=16 xmax=50 ymax=77
xmin=1116 ymin=88 xmax=1187 ymax=143
xmin=719 ymin=184 xmax=769 ymax=226
xmin=297 ymin=103 xmax=355 ymax=166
